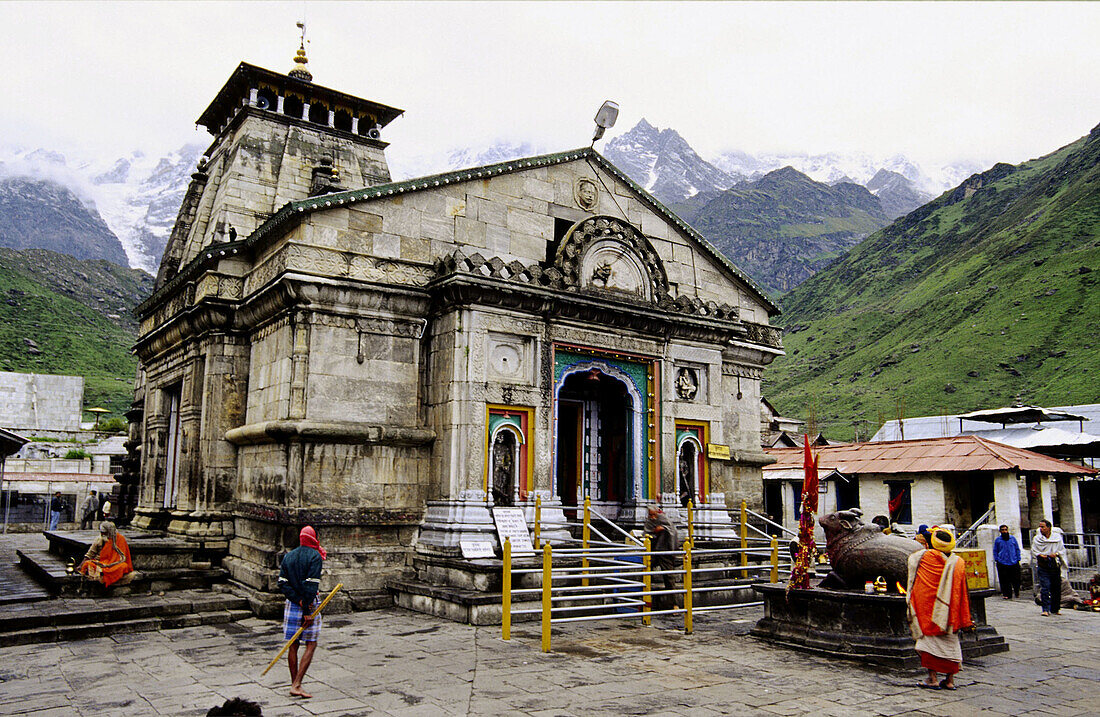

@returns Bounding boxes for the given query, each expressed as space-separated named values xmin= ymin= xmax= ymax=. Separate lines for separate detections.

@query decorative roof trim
xmin=139 ymin=147 xmax=779 ymax=317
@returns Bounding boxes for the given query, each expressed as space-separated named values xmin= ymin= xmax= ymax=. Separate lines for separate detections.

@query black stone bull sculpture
xmin=818 ymin=508 xmax=923 ymax=590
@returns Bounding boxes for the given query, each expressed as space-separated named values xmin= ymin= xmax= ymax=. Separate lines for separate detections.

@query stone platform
xmin=751 ymin=584 xmax=1008 ymax=669
xmin=16 ymin=530 xmax=229 ymax=597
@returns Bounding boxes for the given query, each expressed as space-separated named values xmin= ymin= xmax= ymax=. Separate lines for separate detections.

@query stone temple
xmin=125 ymin=50 xmax=783 ymax=613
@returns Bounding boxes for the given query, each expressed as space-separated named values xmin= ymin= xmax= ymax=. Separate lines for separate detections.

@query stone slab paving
xmin=0 ymin=533 xmax=50 ymax=605
xmin=0 ymin=597 xmax=1097 ymax=716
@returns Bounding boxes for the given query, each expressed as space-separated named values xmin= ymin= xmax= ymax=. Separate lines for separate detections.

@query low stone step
xmin=0 ymin=591 xmax=250 ymax=635
xmin=17 ymin=548 xmax=230 ymax=596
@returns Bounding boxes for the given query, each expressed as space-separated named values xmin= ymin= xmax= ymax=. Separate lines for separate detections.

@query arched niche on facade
xmin=553 ymin=216 xmax=669 ymax=302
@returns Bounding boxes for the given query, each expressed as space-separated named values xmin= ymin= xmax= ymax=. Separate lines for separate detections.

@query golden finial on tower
xmin=289 ymin=21 xmax=313 ymax=82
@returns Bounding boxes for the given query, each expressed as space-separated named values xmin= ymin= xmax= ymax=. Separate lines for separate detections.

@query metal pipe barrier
xmin=502 ymin=526 xmax=791 ymax=651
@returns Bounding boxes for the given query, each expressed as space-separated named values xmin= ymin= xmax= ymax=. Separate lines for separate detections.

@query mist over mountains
xmin=0 ymin=122 xmax=984 ymax=294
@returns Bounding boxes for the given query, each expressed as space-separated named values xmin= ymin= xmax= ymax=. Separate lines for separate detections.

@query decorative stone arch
xmin=553 ymin=359 xmax=646 ymax=503
xmin=553 ymin=216 xmax=669 ymax=301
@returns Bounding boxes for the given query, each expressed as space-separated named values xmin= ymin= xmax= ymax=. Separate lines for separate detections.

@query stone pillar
xmin=248 ymin=88 xmax=258 ymax=106
xmin=1037 ymin=474 xmax=1054 ymax=524
xmin=276 ymin=95 xmax=285 ymax=114
xmin=351 ymin=116 xmax=359 ymax=134
xmin=977 ymin=525 xmax=998 ymax=589
xmin=301 ymin=102 xmax=310 ymax=121
xmin=992 ymin=470 xmax=1023 ymax=545
xmin=327 ymin=110 xmax=335 ymax=128
xmin=1056 ymin=475 xmax=1084 ymax=534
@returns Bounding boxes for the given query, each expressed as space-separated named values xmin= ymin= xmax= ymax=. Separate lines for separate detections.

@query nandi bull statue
xmin=818 ymin=508 xmax=923 ymax=590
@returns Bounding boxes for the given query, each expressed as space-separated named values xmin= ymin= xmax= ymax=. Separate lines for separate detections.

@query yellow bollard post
xmin=582 ymin=496 xmax=591 ymax=588
xmin=541 ymin=542 xmax=552 ymax=652
xmin=770 ymin=535 xmax=779 ymax=583
xmin=642 ymin=535 xmax=652 ymax=626
xmin=502 ymin=537 xmax=512 ymax=640
xmin=683 ymin=539 xmax=693 ymax=635
xmin=534 ymin=495 xmax=542 ymax=550
xmin=740 ymin=499 xmax=749 ymax=579
xmin=687 ymin=500 xmax=694 ymax=543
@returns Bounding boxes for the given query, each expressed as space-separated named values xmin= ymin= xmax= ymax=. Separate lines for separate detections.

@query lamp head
xmin=591 ymin=100 xmax=619 ymax=144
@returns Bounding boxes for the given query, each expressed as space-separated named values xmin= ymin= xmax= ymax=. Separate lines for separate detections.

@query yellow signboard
xmin=954 ymin=549 xmax=989 ymax=590
xmin=707 ymin=443 xmax=731 ymax=460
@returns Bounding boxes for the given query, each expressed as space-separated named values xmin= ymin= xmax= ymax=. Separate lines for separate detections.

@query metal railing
xmin=957 ymin=504 xmax=996 ymax=549
xmin=500 ymin=503 xmax=789 ymax=651
xmin=1062 ymin=532 xmax=1100 ymax=591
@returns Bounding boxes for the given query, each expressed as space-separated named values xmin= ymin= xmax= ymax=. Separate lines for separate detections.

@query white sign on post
xmin=492 ymin=507 xmax=536 ymax=556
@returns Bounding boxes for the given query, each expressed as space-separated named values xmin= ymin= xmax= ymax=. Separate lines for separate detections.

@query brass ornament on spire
xmin=289 ymin=21 xmax=312 ymax=82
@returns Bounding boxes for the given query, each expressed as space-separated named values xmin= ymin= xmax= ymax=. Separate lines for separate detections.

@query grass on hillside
xmin=0 ymin=262 xmax=137 ymax=417
xmin=764 ymin=131 xmax=1100 ymax=440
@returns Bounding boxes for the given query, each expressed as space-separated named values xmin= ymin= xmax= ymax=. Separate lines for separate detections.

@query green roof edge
xmin=143 ymin=146 xmax=779 ymax=316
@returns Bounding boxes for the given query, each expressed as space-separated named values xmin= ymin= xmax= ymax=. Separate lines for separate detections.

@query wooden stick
xmin=261 ymin=583 xmax=343 ymax=677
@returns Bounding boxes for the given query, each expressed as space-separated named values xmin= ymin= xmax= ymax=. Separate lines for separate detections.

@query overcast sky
xmin=4 ymin=1 xmax=1099 ymax=172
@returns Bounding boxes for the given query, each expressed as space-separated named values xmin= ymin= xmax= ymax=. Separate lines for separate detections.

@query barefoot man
xmin=906 ymin=526 xmax=973 ymax=690
xmin=278 ymin=526 xmax=326 ymax=698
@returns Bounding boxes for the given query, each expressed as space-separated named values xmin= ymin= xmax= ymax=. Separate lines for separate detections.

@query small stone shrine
xmin=125 ymin=45 xmax=783 ymax=614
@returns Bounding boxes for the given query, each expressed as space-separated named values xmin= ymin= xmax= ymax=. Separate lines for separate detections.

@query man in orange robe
xmin=79 ymin=521 xmax=134 ymax=587
xmin=906 ymin=526 xmax=972 ymax=690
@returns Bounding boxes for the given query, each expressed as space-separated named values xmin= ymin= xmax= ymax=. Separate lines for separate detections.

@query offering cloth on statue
xmin=905 ymin=548 xmax=972 ymax=674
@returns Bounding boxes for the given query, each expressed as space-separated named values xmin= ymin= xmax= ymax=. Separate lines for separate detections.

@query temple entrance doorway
xmin=555 ymin=365 xmax=637 ymax=521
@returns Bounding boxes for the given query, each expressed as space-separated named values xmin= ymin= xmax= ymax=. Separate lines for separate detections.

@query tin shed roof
xmin=764 ymin=435 xmax=1096 ymax=476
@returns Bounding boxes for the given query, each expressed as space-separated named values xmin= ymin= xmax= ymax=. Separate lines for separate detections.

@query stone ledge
xmin=225 ymin=419 xmax=435 ymax=446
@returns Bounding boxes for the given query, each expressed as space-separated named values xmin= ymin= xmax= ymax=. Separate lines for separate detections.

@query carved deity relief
xmin=574 ymin=177 xmax=599 ymax=211
xmin=676 ymin=367 xmax=699 ymax=400
xmin=579 ymin=241 xmax=649 ymax=297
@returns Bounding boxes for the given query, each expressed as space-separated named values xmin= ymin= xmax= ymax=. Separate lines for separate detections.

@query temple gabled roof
xmin=141 ymin=147 xmax=780 ymax=318
xmin=243 ymin=147 xmax=780 ymax=315
xmin=764 ymin=435 xmax=1096 ymax=476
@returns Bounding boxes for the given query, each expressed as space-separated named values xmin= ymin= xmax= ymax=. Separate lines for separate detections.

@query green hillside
xmin=681 ymin=167 xmax=890 ymax=295
xmin=0 ymin=248 xmax=152 ymax=418
xmin=764 ymin=125 xmax=1100 ymax=441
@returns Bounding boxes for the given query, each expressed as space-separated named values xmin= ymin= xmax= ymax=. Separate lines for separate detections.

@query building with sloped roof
xmin=126 ymin=51 xmax=784 ymax=612
xmin=765 ymin=436 xmax=1096 ymax=545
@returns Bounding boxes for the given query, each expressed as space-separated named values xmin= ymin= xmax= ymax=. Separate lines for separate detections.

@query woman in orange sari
xmin=79 ymin=521 xmax=134 ymax=587
xmin=906 ymin=526 xmax=972 ymax=690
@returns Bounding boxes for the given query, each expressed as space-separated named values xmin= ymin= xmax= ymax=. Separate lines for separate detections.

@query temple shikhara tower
xmin=127 ymin=44 xmax=783 ymax=614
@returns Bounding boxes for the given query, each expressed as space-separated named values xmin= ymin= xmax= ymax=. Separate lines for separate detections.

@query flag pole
xmin=261 ymin=583 xmax=343 ymax=676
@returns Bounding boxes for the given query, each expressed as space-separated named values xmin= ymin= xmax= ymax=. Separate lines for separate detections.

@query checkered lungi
xmin=283 ymin=599 xmax=321 ymax=643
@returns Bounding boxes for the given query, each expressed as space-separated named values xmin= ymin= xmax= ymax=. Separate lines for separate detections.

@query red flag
xmin=787 ymin=435 xmax=819 ymax=591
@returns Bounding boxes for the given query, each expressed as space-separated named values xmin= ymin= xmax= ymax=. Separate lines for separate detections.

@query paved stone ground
xmin=0 ymin=592 xmax=1097 ymax=717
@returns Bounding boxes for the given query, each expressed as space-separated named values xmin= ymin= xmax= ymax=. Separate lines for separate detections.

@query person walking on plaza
xmin=278 ymin=526 xmax=326 ymax=699
xmin=48 ymin=492 xmax=65 ymax=530
xmin=80 ymin=490 xmax=98 ymax=530
xmin=993 ymin=524 xmax=1021 ymax=599
xmin=1031 ymin=519 xmax=1067 ymax=617
xmin=906 ymin=526 xmax=973 ymax=691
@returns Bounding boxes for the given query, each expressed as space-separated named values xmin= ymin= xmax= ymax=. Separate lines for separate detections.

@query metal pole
xmin=683 ymin=539 xmax=693 ymax=635
xmin=2 ymin=456 xmax=9 ymax=534
xmin=44 ymin=480 xmax=51 ymax=529
xmin=740 ymin=499 xmax=748 ymax=579
xmin=582 ymin=496 xmax=591 ymax=587
xmin=534 ymin=495 xmax=541 ymax=550
xmin=502 ymin=538 xmax=512 ymax=640
xmin=770 ymin=536 xmax=779 ymax=583
xmin=687 ymin=499 xmax=694 ymax=543
xmin=541 ymin=543 xmax=552 ymax=653
xmin=642 ymin=535 xmax=652 ymax=627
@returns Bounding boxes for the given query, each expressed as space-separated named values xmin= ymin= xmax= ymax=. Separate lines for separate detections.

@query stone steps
xmin=0 ymin=590 xmax=252 ymax=647
xmin=17 ymin=547 xmax=229 ymax=597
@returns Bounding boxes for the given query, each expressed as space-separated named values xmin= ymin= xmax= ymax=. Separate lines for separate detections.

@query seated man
xmin=79 ymin=521 xmax=134 ymax=587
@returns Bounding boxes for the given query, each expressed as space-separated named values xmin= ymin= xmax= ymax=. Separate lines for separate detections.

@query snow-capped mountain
xmin=865 ymin=169 xmax=932 ymax=219
xmin=0 ymin=144 xmax=203 ymax=273
xmin=603 ymin=120 xmax=740 ymax=205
